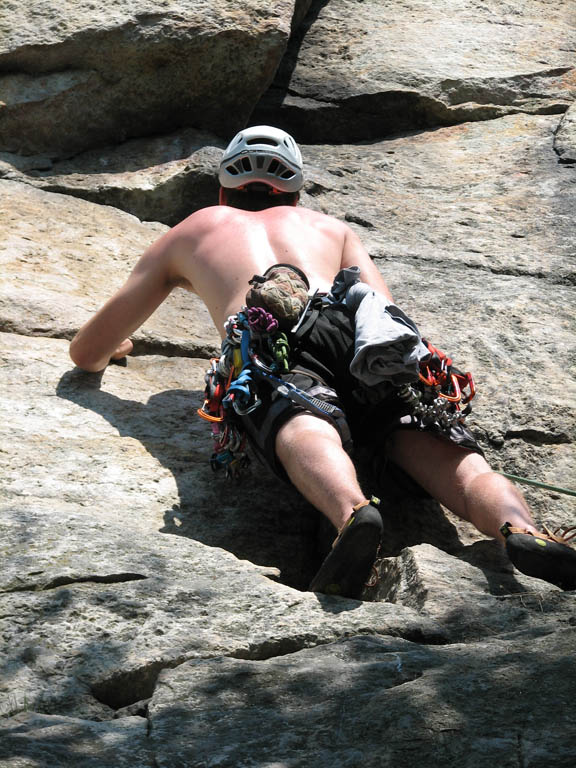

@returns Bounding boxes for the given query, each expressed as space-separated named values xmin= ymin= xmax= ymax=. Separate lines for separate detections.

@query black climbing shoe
xmin=501 ymin=522 xmax=576 ymax=591
xmin=309 ymin=503 xmax=383 ymax=599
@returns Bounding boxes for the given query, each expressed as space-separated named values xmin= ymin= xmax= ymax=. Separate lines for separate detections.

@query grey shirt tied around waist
xmin=326 ymin=267 xmax=430 ymax=386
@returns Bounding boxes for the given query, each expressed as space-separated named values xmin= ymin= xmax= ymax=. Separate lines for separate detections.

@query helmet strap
xmin=218 ymin=186 xmax=299 ymax=208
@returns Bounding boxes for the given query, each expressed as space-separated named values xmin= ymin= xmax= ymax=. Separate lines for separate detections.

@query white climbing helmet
xmin=218 ymin=125 xmax=304 ymax=193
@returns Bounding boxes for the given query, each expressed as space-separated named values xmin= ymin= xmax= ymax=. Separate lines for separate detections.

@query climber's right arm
xmin=69 ymin=232 xmax=183 ymax=372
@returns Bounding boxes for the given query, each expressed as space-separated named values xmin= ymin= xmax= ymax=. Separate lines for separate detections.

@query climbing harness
xmin=197 ymin=295 xmax=348 ymax=479
xmin=197 ymin=270 xmax=477 ymax=479
xmin=250 ymin=356 xmax=351 ymax=446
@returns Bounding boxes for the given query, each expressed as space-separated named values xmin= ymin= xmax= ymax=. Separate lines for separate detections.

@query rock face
xmin=555 ymin=102 xmax=576 ymax=162
xmin=1 ymin=1 xmax=575 ymax=766
xmin=254 ymin=0 xmax=576 ymax=141
xmin=149 ymin=632 xmax=576 ymax=767
xmin=0 ymin=128 xmax=226 ymax=226
xmin=0 ymin=1 xmax=306 ymax=156
xmin=0 ymin=180 xmax=219 ymax=355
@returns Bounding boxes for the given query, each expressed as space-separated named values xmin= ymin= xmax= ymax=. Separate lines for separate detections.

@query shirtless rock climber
xmin=70 ymin=125 xmax=576 ymax=598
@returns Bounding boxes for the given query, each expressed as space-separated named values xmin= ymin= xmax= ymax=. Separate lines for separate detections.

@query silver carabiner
xmin=233 ymin=396 xmax=262 ymax=416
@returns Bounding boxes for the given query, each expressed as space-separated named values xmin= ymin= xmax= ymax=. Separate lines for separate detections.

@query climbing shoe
xmin=309 ymin=501 xmax=383 ymax=599
xmin=500 ymin=522 xmax=576 ymax=591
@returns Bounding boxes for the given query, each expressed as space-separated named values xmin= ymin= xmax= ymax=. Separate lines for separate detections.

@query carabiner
xmin=439 ymin=373 xmax=462 ymax=403
xmin=197 ymin=403 xmax=224 ymax=423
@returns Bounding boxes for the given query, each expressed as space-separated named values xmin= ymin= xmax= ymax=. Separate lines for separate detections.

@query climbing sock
xmin=500 ymin=522 xmax=576 ymax=591
xmin=309 ymin=501 xmax=383 ymax=599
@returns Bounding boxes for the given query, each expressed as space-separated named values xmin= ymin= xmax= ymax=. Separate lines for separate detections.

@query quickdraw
xmin=396 ymin=340 xmax=477 ymax=430
xmin=197 ymin=358 xmax=230 ymax=423
xmin=197 ymin=357 xmax=250 ymax=480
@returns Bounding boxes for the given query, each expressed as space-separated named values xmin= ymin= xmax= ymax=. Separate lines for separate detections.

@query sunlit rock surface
xmin=1 ymin=0 xmax=575 ymax=764
xmin=0 ymin=0 xmax=304 ymax=155
xmin=254 ymin=0 xmax=575 ymax=141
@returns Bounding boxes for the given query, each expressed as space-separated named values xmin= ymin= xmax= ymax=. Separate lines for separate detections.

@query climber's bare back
xmin=69 ymin=205 xmax=391 ymax=371
xmin=168 ymin=205 xmax=391 ymax=330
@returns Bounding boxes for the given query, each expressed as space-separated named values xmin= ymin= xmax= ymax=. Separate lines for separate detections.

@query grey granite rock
xmin=0 ymin=502 xmax=446 ymax=718
xmin=1 ymin=333 xmax=573 ymax=734
xmin=0 ymin=333 xmax=317 ymax=590
xmin=0 ymin=713 xmax=154 ymax=767
xmin=0 ymin=1 xmax=300 ymax=156
xmin=255 ymin=0 xmax=575 ymax=141
xmin=369 ymin=542 xmax=575 ymax=640
xmin=554 ymin=103 xmax=576 ymax=163
xmin=0 ymin=180 xmax=220 ymax=357
xmin=0 ymin=128 xmax=225 ymax=227
xmin=149 ymin=631 xmax=576 ymax=767
xmin=302 ymin=114 xmax=575 ymax=283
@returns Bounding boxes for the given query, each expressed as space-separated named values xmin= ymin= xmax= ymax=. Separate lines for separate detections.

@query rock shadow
xmin=56 ymin=367 xmax=319 ymax=591
xmin=147 ymin=633 xmax=576 ymax=766
xmin=14 ymin=127 xmax=224 ymax=177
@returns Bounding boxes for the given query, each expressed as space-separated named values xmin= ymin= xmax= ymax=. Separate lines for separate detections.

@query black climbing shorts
xmin=238 ymin=303 xmax=483 ymax=481
xmin=237 ymin=366 xmax=347 ymax=479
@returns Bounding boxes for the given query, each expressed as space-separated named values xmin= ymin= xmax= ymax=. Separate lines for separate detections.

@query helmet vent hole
xmin=280 ymin=168 xmax=295 ymax=179
xmin=241 ymin=157 xmax=252 ymax=171
xmin=268 ymin=159 xmax=280 ymax=174
xmin=255 ymin=156 xmax=265 ymax=168
xmin=226 ymin=164 xmax=239 ymax=175
xmin=247 ymin=138 xmax=278 ymax=146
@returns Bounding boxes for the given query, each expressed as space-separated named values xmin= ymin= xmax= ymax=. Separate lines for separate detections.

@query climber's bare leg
xmin=388 ymin=430 xmax=536 ymax=539
xmin=275 ymin=413 xmax=366 ymax=530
